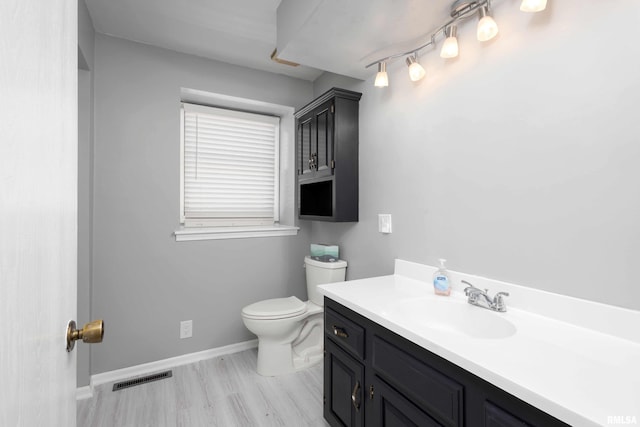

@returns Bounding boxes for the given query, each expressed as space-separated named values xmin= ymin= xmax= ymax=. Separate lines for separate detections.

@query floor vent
xmin=112 ymin=370 xmax=173 ymax=392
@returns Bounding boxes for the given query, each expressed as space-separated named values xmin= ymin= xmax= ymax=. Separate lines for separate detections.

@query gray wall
xmin=91 ymin=34 xmax=313 ymax=374
xmin=309 ymin=1 xmax=640 ymax=310
xmin=77 ymin=0 xmax=95 ymax=387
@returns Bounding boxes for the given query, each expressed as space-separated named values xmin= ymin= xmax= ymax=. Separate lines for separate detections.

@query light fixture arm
xmin=365 ymin=0 xmax=491 ymax=69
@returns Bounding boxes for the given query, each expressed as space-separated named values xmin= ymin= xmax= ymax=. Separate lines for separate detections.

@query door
xmin=324 ymin=338 xmax=365 ymax=427
xmin=298 ymin=114 xmax=314 ymax=177
xmin=313 ymin=100 xmax=334 ymax=178
xmin=370 ymin=377 xmax=442 ymax=427
xmin=297 ymin=100 xmax=334 ymax=181
xmin=0 ymin=0 xmax=78 ymax=425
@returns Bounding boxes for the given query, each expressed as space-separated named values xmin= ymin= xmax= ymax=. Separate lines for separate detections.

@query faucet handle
xmin=462 ymin=280 xmax=478 ymax=295
xmin=492 ymin=292 xmax=510 ymax=312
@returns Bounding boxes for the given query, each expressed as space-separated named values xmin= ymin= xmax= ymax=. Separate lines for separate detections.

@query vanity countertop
xmin=319 ymin=259 xmax=640 ymax=427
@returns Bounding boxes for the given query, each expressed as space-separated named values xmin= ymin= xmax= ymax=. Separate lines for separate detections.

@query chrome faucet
xmin=462 ymin=280 xmax=509 ymax=312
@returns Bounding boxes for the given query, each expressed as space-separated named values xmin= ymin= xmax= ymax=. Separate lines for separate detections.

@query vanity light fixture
xmin=374 ymin=62 xmax=389 ymax=87
xmin=366 ymin=0 xmax=546 ymax=87
xmin=440 ymin=25 xmax=459 ymax=58
xmin=406 ymin=54 xmax=426 ymax=81
xmin=476 ymin=5 xmax=499 ymax=41
xmin=520 ymin=0 xmax=547 ymax=13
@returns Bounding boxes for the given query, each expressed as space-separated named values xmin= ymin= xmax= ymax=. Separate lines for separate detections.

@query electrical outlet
xmin=180 ymin=320 xmax=193 ymax=339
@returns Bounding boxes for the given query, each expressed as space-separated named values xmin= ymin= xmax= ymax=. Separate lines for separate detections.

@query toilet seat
xmin=242 ymin=296 xmax=307 ymax=320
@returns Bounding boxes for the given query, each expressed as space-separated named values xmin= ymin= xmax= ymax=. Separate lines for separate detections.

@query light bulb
xmin=440 ymin=26 xmax=459 ymax=58
xmin=374 ymin=62 xmax=388 ymax=87
xmin=408 ymin=62 xmax=426 ymax=81
xmin=477 ymin=7 xmax=499 ymax=42
xmin=520 ymin=0 xmax=547 ymax=12
xmin=406 ymin=55 xmax=426 ymax=82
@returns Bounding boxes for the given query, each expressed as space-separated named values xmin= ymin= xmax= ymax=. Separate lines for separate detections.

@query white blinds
xmin=181 ymin=103 xmax=280 ymax=226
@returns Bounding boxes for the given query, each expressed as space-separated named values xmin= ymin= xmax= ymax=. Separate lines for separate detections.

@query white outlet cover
xmin=378 ymin=214 xmax=392 ymax=234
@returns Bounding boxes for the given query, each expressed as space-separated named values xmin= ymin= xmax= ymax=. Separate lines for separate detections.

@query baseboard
xmin=76 ymin=385 xmax=92 ymax=401
xmin=76 ymin=339 xmax=258 ymax=401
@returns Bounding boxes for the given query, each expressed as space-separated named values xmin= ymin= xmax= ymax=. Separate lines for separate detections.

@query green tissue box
xmin=310 ymin=243 xmax=339 ymax=262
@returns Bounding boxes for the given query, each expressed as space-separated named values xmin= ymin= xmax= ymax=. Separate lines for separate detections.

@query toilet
xmin=241 ymin=256 xmax=347 ymax=376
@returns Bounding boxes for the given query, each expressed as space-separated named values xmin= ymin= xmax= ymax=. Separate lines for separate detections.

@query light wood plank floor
xmin=77 ymin=349 xmax=330 ymax=427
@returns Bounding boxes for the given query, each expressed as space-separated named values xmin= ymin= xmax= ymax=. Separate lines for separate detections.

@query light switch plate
xmin=378 ymin=214 xmax=392 ymax=234
xmin=180 ymin=320 xmax=193 ymax=339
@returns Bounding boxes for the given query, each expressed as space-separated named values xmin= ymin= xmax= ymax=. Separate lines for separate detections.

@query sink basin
xmin=386 ymin=298 xmax=517 ymax=339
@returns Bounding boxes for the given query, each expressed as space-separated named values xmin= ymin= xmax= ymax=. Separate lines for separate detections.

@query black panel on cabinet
xmin=300 ymin=180 xmax=333 ymax=217
xmin=484 ymin=401 xmax=530 ymax=427
xmin=325 ymin=306 xmax=366 ymax=360
xmin=324 ymin=338 xmax=365 ymax=427
xmin=371 ymin=376 xmax=442 ymax=427
xmin=372 ymin=335 xmax=463 ymax=427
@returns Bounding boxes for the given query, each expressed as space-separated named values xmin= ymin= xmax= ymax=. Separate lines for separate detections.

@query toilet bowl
xmin=241 ymin=256 xmax=347 ymax=376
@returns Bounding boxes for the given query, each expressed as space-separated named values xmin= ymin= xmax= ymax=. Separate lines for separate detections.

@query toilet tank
xmin=304 ymin=256 xmax=347 ymax=306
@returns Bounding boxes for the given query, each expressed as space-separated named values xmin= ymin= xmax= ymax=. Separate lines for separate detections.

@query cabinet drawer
xmin=325 ymin=307 xmax=365 ymax=360
xmin=484 ymin=401 xmax=531 ymax=427
xmin=372 ymin=335 xmax=463 ymax=427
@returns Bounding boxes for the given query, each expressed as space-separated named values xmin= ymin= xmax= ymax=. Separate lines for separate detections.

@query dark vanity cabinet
xmin=323 ymin=298 xmax=570 ymax=427
xmin=295 ymin=88 xmax=361 ymax=222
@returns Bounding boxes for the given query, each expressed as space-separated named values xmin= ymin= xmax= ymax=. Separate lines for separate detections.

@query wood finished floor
xmin=77 ymin=349 xmax=329 ymax=427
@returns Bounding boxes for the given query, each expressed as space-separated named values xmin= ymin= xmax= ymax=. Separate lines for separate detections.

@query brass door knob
xmin=66 ymin=319 xmax=104 ymax=352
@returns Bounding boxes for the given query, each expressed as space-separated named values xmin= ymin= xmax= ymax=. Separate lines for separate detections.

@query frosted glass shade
xmin=440 ymin=36 xmax=459 ymax=58
xmin=477 ymin=15 xmax=499 ymax=41
xmin=520 ymin=0 xmax=547 ymax=12
xmin=374 ymin=71 xmax=389 ymax=87
xmin=408 ymin=62 xmax=426 ymax=81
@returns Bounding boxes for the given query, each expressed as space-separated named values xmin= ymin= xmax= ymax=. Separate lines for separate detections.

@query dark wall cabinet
xmin=323 ymin=298 xmax=570 ymax=427
xmin=295 ymin=88 xmax=361 ymax=222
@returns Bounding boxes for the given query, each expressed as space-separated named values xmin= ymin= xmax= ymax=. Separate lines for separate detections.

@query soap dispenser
xmin=433 ymin=259 xmax=451 ymax=296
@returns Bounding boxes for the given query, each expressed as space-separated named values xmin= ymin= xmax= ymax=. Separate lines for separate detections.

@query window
xmin=180 ymin=103 xmax=280 ymax=227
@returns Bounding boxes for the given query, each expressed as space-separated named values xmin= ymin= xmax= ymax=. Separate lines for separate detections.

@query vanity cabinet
xmin=323 ymin=298 xmax=570 ymax=427
xmin=295 ymin=88 xmax=361 ymax=222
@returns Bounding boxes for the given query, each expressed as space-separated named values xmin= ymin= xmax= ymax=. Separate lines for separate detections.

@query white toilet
xmin=241 ymin=256 xmax=347 ymax=376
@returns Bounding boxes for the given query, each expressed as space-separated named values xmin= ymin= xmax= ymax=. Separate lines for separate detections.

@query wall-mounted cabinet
xmin=295 ymin=88 xmax=361 ymax=222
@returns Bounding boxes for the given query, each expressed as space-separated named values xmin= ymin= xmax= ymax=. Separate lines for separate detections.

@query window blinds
xmin=181 ymin=103 xmax=280 ymax=226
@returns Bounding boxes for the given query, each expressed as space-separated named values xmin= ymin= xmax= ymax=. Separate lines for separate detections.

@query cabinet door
xmin=298 ymin=115 xmax=314 ymax=177
xmin=313 ymin=100 xmax=334 ymax=178
xmin=370 ymin=376 xmax=443 ymax=427
xmin=371 ymin=334 xmax=463 ymax=426
xmin=324 ymin=338 xmax=365 ymax=427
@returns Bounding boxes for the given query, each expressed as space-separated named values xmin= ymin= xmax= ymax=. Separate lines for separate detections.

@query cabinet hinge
xmin=369 ymin=385 xmax=374 ymax=400
xmin=331 ymin=159 xmax=335 ymax=169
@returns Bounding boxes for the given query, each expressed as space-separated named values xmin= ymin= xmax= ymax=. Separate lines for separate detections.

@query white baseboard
xmin=76 ymin=385 xmax=92 ymax=401
xmin=76 ymin=339 xmax=258 ymax=401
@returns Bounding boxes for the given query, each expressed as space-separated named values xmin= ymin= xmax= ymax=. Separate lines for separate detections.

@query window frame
xmin=174 ymin=89 xmax=299 ymax=241
xmin=179 ymin=103 xmax=280 ymax=227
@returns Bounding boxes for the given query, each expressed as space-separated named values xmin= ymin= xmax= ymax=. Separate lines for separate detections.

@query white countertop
xmin=319 ymin=259 xmax=640 ymax=427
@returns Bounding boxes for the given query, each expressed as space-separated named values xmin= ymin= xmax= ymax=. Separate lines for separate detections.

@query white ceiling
xmin=84 ymin=0 xmax=453 ymax=82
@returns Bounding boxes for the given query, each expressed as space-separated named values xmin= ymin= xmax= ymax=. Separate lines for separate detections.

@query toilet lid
xmin=242 ymin=296 xmax=307 ymax=319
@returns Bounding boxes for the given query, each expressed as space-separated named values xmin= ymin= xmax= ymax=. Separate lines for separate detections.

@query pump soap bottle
xmin=433 ymin=258 xmax=451 ymax=296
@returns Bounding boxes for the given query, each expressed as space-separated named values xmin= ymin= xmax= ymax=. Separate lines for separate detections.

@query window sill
xmin=174 ymin=224 xmax=299 ymax=242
